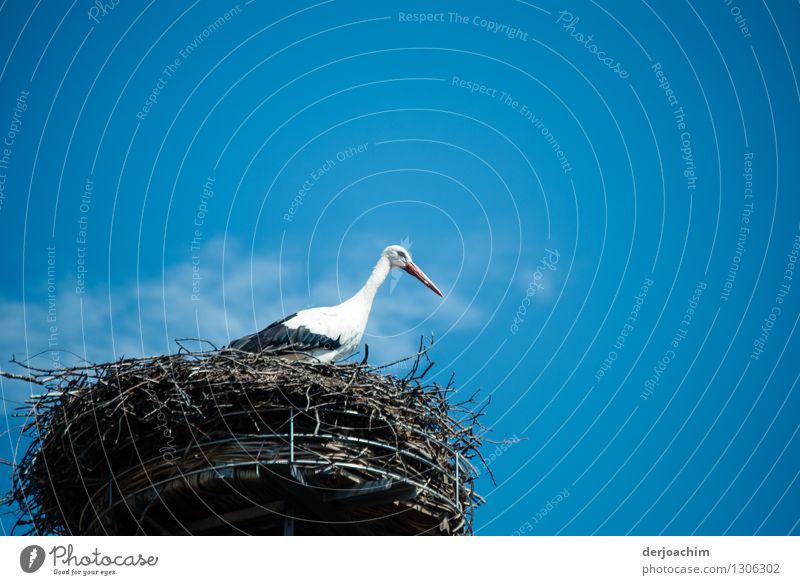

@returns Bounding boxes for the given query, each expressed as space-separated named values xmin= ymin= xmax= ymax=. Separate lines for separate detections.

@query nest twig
xmin=1 ymin=341 xmax=486 ymax=535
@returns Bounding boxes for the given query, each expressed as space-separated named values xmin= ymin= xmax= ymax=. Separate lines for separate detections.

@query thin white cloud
xmin=0 ymin=237 xmax=477 ymax=374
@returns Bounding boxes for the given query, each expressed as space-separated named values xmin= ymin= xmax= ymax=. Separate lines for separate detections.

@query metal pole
xmin=283 ymin=504 xmax=295 ymax=536
xmin=286 ymin=408 xmax=295 ymax=536
xmin=289 ymin=407 xmax=295 ymax=464
xmin=455 ymin=452 xmax=461 ymax=512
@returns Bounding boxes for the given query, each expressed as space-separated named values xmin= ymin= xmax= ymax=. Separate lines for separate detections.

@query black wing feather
xmin=229 ymin=312 xmax=342 ymax=354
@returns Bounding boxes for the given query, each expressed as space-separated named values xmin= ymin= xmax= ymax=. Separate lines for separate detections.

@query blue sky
xmin=1 ymin=0 xmax=799 ymax=535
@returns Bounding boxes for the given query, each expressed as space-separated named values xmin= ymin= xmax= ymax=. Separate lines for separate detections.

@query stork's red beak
xmin=404 ymin=261 xmax=443 ymax=297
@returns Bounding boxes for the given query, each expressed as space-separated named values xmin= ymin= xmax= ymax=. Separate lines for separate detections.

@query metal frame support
xmin=285 ymin=408 xmax=296 ymax=536
xmin=455 ymin=453 xmax=461 ymax=512
xmin=289 ymin=408 xmax=295 ymax=464
xmin=283 ymin=503 xmax=295 ymax=536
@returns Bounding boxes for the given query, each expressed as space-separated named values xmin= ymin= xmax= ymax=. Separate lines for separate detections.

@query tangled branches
xmin=2 ymin=342 xmax=487 ymax=535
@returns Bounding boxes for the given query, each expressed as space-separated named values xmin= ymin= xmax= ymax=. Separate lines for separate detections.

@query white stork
xmin=229 ymin=244 xmax=443 ymax=362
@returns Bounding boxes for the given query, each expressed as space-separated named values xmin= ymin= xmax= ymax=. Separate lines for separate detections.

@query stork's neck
xmin=353 ymin=254 xmax=391 ymax=309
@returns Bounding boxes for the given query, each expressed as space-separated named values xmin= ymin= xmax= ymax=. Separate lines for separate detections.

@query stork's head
xmin=383 ymin=244 xmax=443 ymax=297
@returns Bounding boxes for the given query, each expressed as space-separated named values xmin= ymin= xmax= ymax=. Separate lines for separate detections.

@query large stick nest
xmin=2 ymin=342 xmax=487 ymax=535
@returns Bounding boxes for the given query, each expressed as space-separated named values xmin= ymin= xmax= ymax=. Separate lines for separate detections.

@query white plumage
xmin=229 ymin=244 xmax=443 ymax=362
